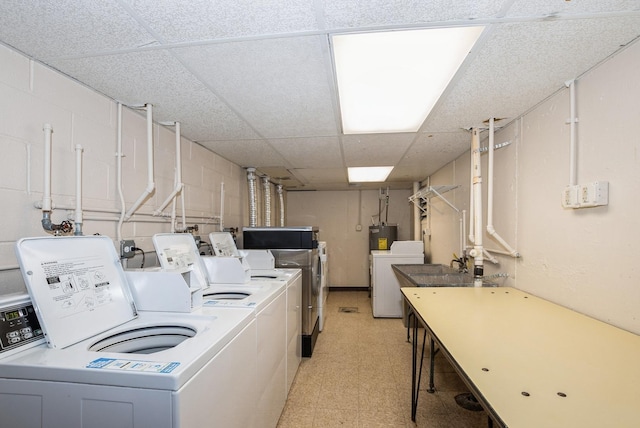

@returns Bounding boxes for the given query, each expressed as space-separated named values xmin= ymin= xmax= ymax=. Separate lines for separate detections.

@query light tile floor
xmin=277 ymin=290 xmax=488 ymax=428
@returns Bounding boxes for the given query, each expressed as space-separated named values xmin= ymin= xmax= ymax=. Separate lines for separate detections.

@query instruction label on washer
xmin=87 ymin=358 xmax=180 ymax=373
xmin=40 ymin=256 xmax=114 ymax=316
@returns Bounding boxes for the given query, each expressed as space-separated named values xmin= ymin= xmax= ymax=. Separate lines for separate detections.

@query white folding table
xmin=402 ymin=287 xmax=640 ymax=427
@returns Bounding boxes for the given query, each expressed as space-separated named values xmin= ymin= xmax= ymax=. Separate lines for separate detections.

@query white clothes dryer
xmin=2 ymin=235 xmax=257 ymax=428
xmin=317 ymin=241 xmax=329 ymax=331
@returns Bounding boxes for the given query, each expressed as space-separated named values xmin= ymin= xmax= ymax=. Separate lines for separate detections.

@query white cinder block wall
xmin=0 ymin=43 xmax=246 ymax=295
xmin=427 ymin=40 xmax=640 ymax=334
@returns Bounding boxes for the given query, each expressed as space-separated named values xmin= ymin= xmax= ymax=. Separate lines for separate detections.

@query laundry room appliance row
xmin=0 ymin=234 xmax=302 ymax=428
xmin=243 ymin=226 xmax=320 ymax=357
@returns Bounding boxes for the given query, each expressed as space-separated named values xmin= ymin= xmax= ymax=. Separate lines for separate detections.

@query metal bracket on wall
xmin=409 ymin=185 xmax=460 ymax=215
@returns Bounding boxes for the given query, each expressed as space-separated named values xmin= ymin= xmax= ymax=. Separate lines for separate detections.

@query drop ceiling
xmin=0 ymin=0 xmax=638 ymax=190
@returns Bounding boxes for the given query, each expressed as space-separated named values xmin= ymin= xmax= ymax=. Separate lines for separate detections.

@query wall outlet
xmin=579 ymin=181 xmax=609 ymax=208
xmin=120 ymin=240 xmax=136 ymax=259
xmin=561 ymin=185 xmax=580 ymax=208
xmin=562 ymin=181 xmax=609 ymax=209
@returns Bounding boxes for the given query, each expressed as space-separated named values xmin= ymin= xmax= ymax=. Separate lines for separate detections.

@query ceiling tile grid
xmin=174 ymin=35 xmax=338 ymax=139
xmin=0 ymin=0 xmax=153 ymax=58
xmin=424 ymin=16 xmax=640 ymax=132
xmin=199 ymin=139 xmax=289 ymax=169
xmin=341 ymin=133 xmax=415 ymax=167
xmin=0 ymin=0 xmax=638 ymax=190
xmin=125 ymin=0 xmax=321 ymax=42
xmin=268 ymin=136 xmax=343 ymax=168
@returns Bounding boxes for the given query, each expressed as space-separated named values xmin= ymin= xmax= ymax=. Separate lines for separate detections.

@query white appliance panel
xmin=15 ymin=236 xmax=137 ymax=349
xmin=371 ymin=251 xmax=424 ymax=318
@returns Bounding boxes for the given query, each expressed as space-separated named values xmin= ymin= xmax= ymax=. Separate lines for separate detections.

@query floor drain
xmin=338 ymin=307 xmax=358 ymax=313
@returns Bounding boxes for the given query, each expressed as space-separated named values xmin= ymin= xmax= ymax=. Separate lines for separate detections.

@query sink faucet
xmin=450 ymin=252 xmax=469 ymax=273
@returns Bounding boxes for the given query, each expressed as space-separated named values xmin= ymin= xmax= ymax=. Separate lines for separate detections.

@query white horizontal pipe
xmin=125 ymin=104 xmax=155 ymax=220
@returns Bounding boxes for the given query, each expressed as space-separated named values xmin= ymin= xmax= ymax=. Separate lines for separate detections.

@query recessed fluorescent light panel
xmin=332 ymin=26 xmax=484 ymax=134
xmin=348 ymin=166 xmax=394 ymax=183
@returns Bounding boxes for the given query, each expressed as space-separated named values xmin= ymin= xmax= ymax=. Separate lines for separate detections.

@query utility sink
xmin=392 ymin=264 xmax=498 ymax=327
xmin=391 ymin=264 xmax=498 ymax=288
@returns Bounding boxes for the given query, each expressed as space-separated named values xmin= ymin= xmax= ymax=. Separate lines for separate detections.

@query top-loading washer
xmin=152 ymin=232 xmax=301 ymax=428
xmin=2 ymin=235 xmax=257 ymax=428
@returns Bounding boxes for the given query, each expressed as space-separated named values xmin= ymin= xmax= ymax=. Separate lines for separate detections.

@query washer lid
xmin=152 ymin=233 xmax=209 ymax=288
xmin=15 ymin=236 xmax=137 ymax=349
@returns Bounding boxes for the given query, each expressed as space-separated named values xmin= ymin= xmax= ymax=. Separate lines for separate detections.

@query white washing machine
xmin=2 ymin=235 xmax=257 ymax=428
xmin=153 ymin=233 xmax=301 ymax=428
xmin=317 ymin=241 xmax=329 ymax=331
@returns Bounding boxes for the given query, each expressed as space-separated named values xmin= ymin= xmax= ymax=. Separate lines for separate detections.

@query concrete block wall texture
xmin=427 ymin=40 xmax=640 ymax=334
xmin=0 ymin=43 xmax=246 ymax=294
xmin=286 ymin=189 xmax=413 ymax=288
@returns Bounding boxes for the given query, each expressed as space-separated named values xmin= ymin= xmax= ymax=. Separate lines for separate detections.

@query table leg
xmin=428 ymin=336 xmax=436 ymax=393
xmin=411 ymin=312 xmax=418 ymax=421
xmin=410 ymin=313 xmax=428 ymax=422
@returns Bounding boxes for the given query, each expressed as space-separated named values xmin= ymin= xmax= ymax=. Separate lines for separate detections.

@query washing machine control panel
xmin=0 ymin=300 xmax=44 ymax=355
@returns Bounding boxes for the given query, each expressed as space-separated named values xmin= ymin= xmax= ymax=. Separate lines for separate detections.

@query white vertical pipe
xmin=74 ymin=144 xmax=83 ymax=235
xmin=486 ymin=118 xmax=519 ymax=258
xmin=247 ymin=168 xmax=258 ymax=227
xmin=219 ymin=182 xmax=225 ymax=231
xmin=566 ymin=80 xmax=578 ymax=186
xmin=277 ymin=184 xmax=285 ymax=227
xmin=154 ymin=122 xmax=183 ymax=215
xmin=42 ymin=124 xmax=53 ymax=212
xmin=125 ymin=103 xmax=155 ymax=219
xmin=468 ymin=144 xmax=475 ymax=244
xmin=413 ymin=182 xmax=421 ymax=241
xmin=180 ymin=190 xmax=187 ymax=231
xmin=263 ymin=175 xmax=271 ymax=226
xmin=116 ymin=103 xmax=125 ymax=243
xmin=470 ymin=128 xmax=484 ymax=286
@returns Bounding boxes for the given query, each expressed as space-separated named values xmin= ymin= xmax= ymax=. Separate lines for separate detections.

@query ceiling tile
xmin=395 ymin=131 xmax=471 ymax=179
xmin=293 ymin=167 xmax=347 ymax=184
xmin=198 ymin=139 xmax=288 ymax=168
xmin=174 ymin=35 xmax=338 ymax=139
xmin=127 ymin=0 xmax=321 ymax=42
xmin=342 ymin=133 xmax=416 ymax=167
xmin=0 ymin=0 xmax=153 ymax=58
xmin=269 ymin=137 xmax=343 ymax=168
xmin=47 ymin=49 xmax=260 ymax=141
xmin=322 ymin=0 xmax=506 ymax=29
xmin=505 ymin=0 xmax=640 ymax=17
xmin=425 ymin=16 xmax=640 ymax=132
